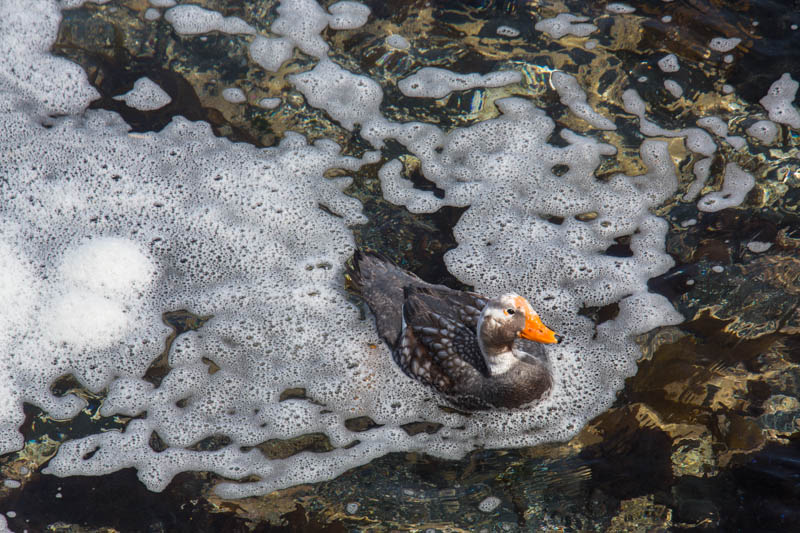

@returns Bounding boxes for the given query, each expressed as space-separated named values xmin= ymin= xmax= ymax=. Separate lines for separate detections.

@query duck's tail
xmin=345 ymin=249 xmax=423 ymax=346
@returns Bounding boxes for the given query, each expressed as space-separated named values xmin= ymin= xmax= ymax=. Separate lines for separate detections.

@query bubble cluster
xmin=759 ymin=73 xmax=800 ymax=129
xmin=551 ymin=71 xmax=616 ymax=130
xmin=535 ymin=13 xmax=597 ymax=39
xmin=398 ymin=68 xmax=522 ymax=100
xmin=657 ymin=54 xmax=680 ymax=73
xmin=112 ymin=77 xmax=172 ymax=111
xmin=697 ymin=163 xmax=755 ymax=213
xmin=164 ymin=5 xmax=255 ymax=35
xmin=0 ymin=0 xmax=760 ymax=498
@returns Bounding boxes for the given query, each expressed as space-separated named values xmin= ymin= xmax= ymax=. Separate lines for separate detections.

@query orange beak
xmin=515 ymin=296 xmax=560 ymax=344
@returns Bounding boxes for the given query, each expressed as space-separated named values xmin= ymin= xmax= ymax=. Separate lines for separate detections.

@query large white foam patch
xmin=0 ymin=0 xmax=98 ymax=114
xmin=1 ymin=0 xmax=750 ymax=499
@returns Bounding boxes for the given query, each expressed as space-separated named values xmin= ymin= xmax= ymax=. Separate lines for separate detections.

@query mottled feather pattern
xmin=403 ymin=287 xmax=489 ymax=376
xmin=395 ymin=326 xmax=453 ymax=392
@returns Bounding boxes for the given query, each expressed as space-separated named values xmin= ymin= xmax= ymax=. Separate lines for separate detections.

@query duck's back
xmin=345 ymin=250 xmax=428 ymax=345
xmin=345 ymin=251 xmax=485 ymax=345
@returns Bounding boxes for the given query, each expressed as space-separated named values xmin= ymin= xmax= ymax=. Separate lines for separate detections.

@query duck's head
xmin=478 ymin=293 xmax=561 ymax=349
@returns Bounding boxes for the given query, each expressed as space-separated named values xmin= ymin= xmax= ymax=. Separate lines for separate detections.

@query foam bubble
xmin=271 ymin=0 xmax=371 ymax=59
xmin=48 ymin=291 xmax=129 ymax=350
xmin=664 ymin=79 xmax=683 ymax=98
xmin=624 ymin=88 xmax=717 ymax=156
xmin=144 ymin=8 xmax=160 ymax=21
xmin=479 ymin=496 xmax=502 ymax=512
xmin=697 ymin=116 xmax=728 ymax=137
xmin=290 ymin=59 xmax=384 ymax=131
xmin=606 ymin=3 xmax=635 ymax=14
xmin=221 ymin=87 xmax=247 ymax=103
xmin=726 ymin=135 xmax=745 ymax=150
xmin=398 ymin=68 xmax=522 ymax=99
xmin=496 ymin=25 xmax=520 ymax=37
xmin=0 ymin=0 xmax=99 ymax=115
xmin=327 ymin=1 xmax=371 ymax=30
xmin=551 ymin=71 xmax=616 ymax=130
xmin=258 ymin=97 xmax=281 ymax=109
xmin=759 ymin=73 xmax=800 ymax=129
xmin=746 ymin=120 xmax=778 ymax=144
xmin=709 ymin=37 xmax=741 ymax=52
xmin=164 ymin=5 xmax=255 ymax=35
xmin=747 ymin=241 xmax=772 ymax=253
xmin=60 ymin=238 xmax=154 ymax=297
xmin=113 ymin=77 xmax=171 ymax=111
xmin=535 ymin=13 xmax=597 ymax=39
xmin=386 ymin=34 xmax=410 ymax=49
xmin=657 ymin=54 xmax=680 ymax=73
xmin=684 ymin=157 xmax=712 ymax=201
xmin=249 ymin=36 xmax=294 ymax=72
xmin=697 ymin=163 xmax=755 ymax=212
xmin=378 ymin=159 xmax=446 ymax=213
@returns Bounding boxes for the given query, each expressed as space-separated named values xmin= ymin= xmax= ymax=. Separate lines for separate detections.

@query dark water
xmin=2 ymin=0 xmax=800 ymax=531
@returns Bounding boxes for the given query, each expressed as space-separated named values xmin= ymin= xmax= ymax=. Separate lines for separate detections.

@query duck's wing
xmin=346 ymin=250 xmax=427 ymax=346
xmin=346 ymin=250 xmax=488 ymax=349
xmin=394 ymin=287 xmax=490 ymax=390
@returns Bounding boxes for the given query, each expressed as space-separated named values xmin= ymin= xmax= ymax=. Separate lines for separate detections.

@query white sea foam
xmin=747 ymin=241 xmax=772 ymax=253
xmin=164 ymin=5 xmax=255 ymax=35
xmin=258 ymin=97 xmax=281 ymax=109
xmin=551 ymin=71 xmax=616 ymax=130
xmin=657 ymin=54 xmax=680 ymax=73
xmin=759 ymin=73 xmax=800 ymax=129
xmin=386 ymin=34 xmax=410 ymax=49
xmin=113 ymin=77 xmax=171 ymax=110
xmin=623 ymin=88 xmax=717 ymax=156
xmin=684 ymin=157 xmax=712 ymax=201
xmin=496 ymin=26 xmax=520 ymax=37
xmin=606 ymin=3 xmax=635 ymax=14
xmin=398 ymin=68 xmax=522 ymax=99
xmin=746 ymin=120 xmax=778 ymax=144
xmin=0 ymin=0 xmax=737 ymax=500
xmin=697 ymin=163 xmax=755 ymax=212
xmin=664 ymin=79 xmax=683 ymax=98
xmin=709 ymin=37 xmax=741 ymax=52
xmin=535 ymin=13 xmax=597 ymax=39
xmin=221 ymin=87 xmax=247 ymax=103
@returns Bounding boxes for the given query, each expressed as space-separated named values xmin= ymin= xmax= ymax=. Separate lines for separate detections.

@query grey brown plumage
xmin=346 ymin=250 xmax=559 ymax=410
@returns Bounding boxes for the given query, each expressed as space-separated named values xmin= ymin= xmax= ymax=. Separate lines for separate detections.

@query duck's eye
xmin=506 ymin=308 xmax=515 ymax=315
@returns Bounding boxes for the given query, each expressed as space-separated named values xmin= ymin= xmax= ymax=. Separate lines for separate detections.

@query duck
xmin=345 ymin=250 xmax=562 ymax=410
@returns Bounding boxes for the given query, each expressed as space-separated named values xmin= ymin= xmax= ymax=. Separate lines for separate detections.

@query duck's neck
xmin=476 ymin=313 xmax=519 ymax=376
xmin=478 ymin=339 xmax=517 ymax=376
